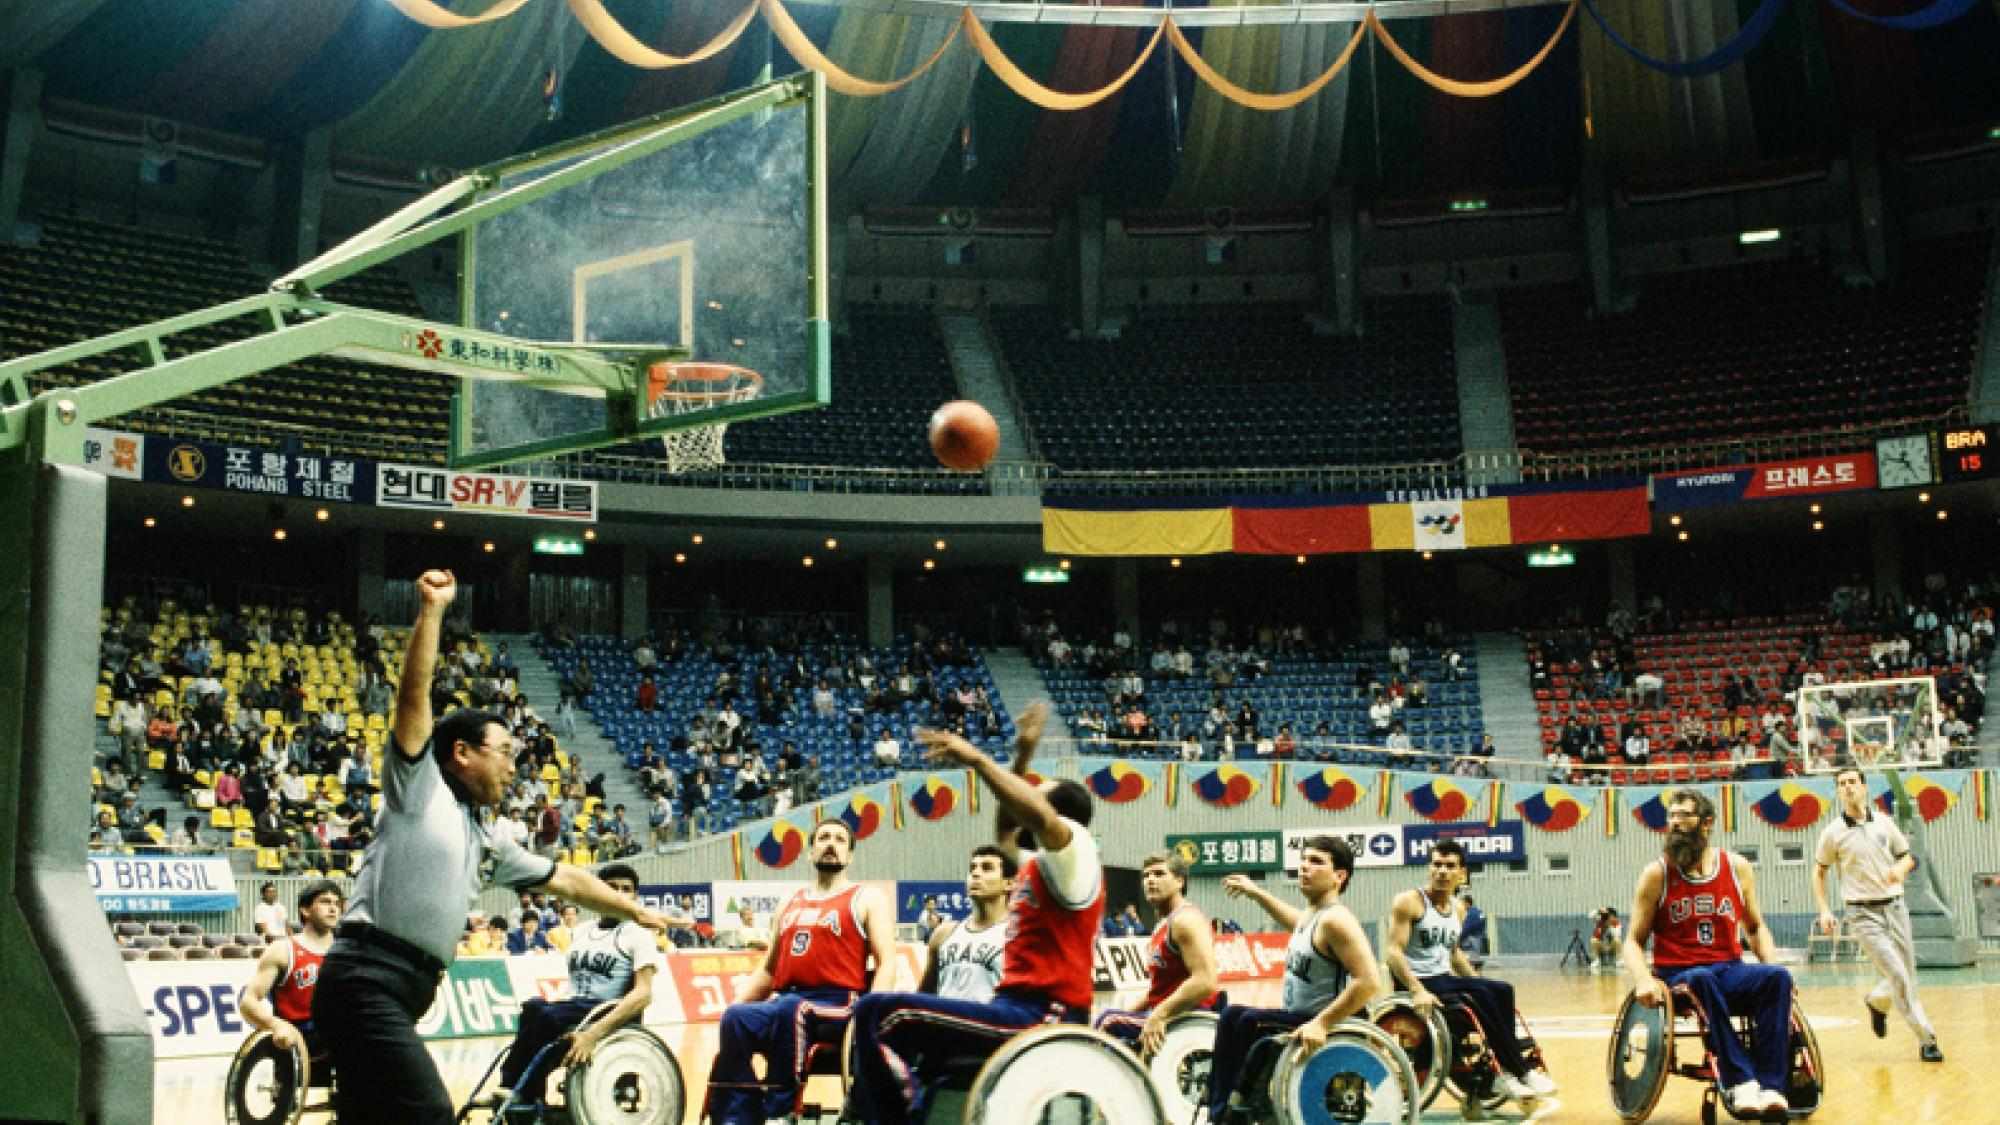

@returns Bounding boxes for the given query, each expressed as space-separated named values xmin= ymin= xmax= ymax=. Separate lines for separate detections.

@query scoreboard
xmin=1938 ymin=425 xmax=1996 ymax=482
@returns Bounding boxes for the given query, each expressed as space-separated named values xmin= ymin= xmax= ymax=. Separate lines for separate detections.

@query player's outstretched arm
xmin=391 ymin=569 xmax=455 ymax=760
xmin=991 ymin=702 xmax=1050 ymax=854
xmin=920 ymin=723 xmax=1071 ymax=853
xmin=1623 ymin=862 xmax=1667 ymax=1006
xmin=1221 ymin=872 xmax=1300 ymax=931
xmin=538 ymin=864 xmax=673 ymax=933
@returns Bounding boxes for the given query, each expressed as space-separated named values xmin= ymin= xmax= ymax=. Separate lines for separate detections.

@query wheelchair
xmin=1368 ymin=992 xmax=1550 ymax=1116
xmin=458 ymin=1002 xmax=685 ymax=1125
xmin=224 ymin=1029 xmax=335 ymax=1125
xmin=698 ymin=1006 xmax=853 ymax=1124
xmin=1148 ymin=1011 xmax=1221 ymax=1125
xmin=1607 ymin=982 xmax=1823 ymax=1125
xmin=841 ymin=1021 xmax=1165 ymax=1125
xmin=1217 ymin=1019 xmax=1419 ymax=1125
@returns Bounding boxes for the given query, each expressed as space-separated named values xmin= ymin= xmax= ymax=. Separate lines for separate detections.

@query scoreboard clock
xmin=1938 ymin=425 xmax=1996 ymax=482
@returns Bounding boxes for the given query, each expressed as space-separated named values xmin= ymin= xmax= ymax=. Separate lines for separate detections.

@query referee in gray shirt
xmin=313 ymin=570 xmax=670 ymax=1122
xmin=1812 ymin=766 xmax=1942 ymax=1062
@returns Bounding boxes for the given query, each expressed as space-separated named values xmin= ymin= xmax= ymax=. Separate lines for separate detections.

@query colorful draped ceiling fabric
xmin=1044 ymin=480 xmax=1649 ymax=557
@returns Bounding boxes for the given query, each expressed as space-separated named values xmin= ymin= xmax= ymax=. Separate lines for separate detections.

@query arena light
xmin=143 ymin=517 xmax=156 ymax=528
xmin=1737 ymin=228 xmax=1782 ymax=245
xmin=1936 ymin=509 xmax=1949 ymax=521
xmin=1811 ymin=520 xmax=1824 ymax=532
xmin=433 ymin=519 xmax=446 ymax=531
xmin=1058 ymin=559 xmax=1071 ymax=571
xmin=582 ymin=528 xmax=596 ymax=541
xmin=825 ymin=538 xmax=838 ymax=550
xmin=483 ymin=541 xmax=496 ymax=553
xmin=181 ymin=495 xmax=195 ymax=508
xmin=1527 ymin=545 xmax=1575 ymax=568
xmin=1295 ymin=555 xmax=1307 ymax=565
xmin=1669 ymin=514 xmax=1682 ymax=526
xmin=925 ymin=559 xmax=938 ymax=572
xmin=315 ymin=508 xmax=330 ymax=522
xmin=674 ymin=552 xmax=687 ymax=564
xmin=934 ymin=539 xmax=948 ymax=551
xmin=272 ymin=529 xmax=287 ymax=542
xmin=1677 ymin=530 xmax=1690 ymax=542
xmin=1170 ymin=557 xmax=1182 ymax=568
xmin=1022 ymin=565 xmax=1067 ymax=584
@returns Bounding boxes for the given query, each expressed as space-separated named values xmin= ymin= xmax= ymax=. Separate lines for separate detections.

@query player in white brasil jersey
xmin=919 ymin=845 xmax=1015 ymax=1001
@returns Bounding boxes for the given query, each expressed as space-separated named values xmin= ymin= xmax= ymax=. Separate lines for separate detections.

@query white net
xmin=646 ymin=364 xmax=762 ymax=473
xmin=1795 ymin=675 xmax=1944 ymax=772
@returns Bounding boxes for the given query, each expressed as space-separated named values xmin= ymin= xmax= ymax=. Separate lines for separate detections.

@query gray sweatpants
xmin=1846 ymin=897 xmax=1936 ymax=1043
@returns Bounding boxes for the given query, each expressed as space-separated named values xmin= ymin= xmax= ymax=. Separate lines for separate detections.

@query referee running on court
xmin=1812 ymin=766 xmax=1943 ymax=1062
xmin=313 ymin=569 xmax=672 ymax=1122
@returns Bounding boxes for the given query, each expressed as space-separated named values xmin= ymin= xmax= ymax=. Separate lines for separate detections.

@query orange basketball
xmin=928 ymin=400 xmax=1000 ymax=471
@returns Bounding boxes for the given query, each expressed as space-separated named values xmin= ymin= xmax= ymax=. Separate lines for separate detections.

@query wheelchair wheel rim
xmin=1368 ymin=999 xmax=1448 ymax=1111
xmin=1607 ymin=995 xmax=1672 ymax=1124
xmin=1273 ymin=1023 xmax=1419 ymax=1125
xmin=1150 ymin=1012 xmax=1219 ymax=1124
xmin=965 ymin=1026 xmax=1164 ymax=1125
xmin=225 ymin=1034 xmax=305 ymax=1125
xmin=1436 ymin=1002 xmax=1501 ymax=1110
xmin=565 ymin=1029 xmax=683 ymax=1125
xmin=1784 ymin=997 xmax=1825 ymax=1116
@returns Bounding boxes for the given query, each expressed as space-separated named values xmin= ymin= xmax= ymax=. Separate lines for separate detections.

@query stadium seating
xmin=993 ymin=300 xmax=1462 ymax=482
xmin=1503 ymin=234 xmax=1988 ymax=458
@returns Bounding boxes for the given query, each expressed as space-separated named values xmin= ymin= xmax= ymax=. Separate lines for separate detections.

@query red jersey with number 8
xmin=770 ymin=883 xmax=868 ymax=993
xmin=1650 ymin=851 xmax=1746 ymax=969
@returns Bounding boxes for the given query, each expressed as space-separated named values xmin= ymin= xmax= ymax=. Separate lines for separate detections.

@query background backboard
xmin=451 ymin=75 xmax=829 ymax=469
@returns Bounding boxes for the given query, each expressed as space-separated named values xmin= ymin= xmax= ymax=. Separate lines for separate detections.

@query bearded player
xmin=705 ymin=820 xmax=897 ymax=1124
xmin=1093 ymin=850 xmax=1220 ymax=1055
xmin=1620 ymin=789 xmax=1793 ymax=1120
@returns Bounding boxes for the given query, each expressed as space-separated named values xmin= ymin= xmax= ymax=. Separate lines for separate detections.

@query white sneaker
xmin=1757 ymin=1087 xmax=1791 ymax=1114
xmin=1726 ymin=1082 xmax=1764 ymax=1114
xmin=1495 ymin=1073 xmax=1536 ymax=1101
xmin=1525 ymin=1069 xmax=1559 ymax=1096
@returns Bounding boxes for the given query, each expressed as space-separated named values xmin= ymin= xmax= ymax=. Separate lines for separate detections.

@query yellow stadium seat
xmin=264 ymin=710 xmax=283 ymax=727
xmin=211 ymin=808 xmax=233 ymax=828
xmin=582 ymin=796 xmax=601 ymax=816
xmin=97 ymin=802 xmax=114 ymax=820
xmin=233 ymin=808 xmax=255 ymax=830
xmin=147 ymin=751 xmax=166 ymax=771
xmin=256 ymin=848 xmax=282 ymax=871
xmin=91 ymin=767 xmax=103 ymax=787
xmin=144 ymin=824 xmax=167 ymax=845
xmin=365 ymin=714 xmax=385 ymax=731
xmin=540 ymin=764 xmax=561 ymax=783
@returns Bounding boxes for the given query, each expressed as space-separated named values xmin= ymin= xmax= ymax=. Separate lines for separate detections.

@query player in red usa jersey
xmin=1093 ymin=849 xmax=1220 ymax=1054
xmin=705 ymin=820 xmax=897 ymax=1125
xmin=845 ymin=702 xmax=1105 ymax=1125
xmin=1620 ymin=788 xmax=1794 ymax=1120
xmin=239 ymin=881 xmax=343 ymax=1082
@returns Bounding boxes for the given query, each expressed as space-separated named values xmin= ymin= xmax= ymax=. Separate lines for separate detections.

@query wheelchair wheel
xmin=1366 ymin=996 xmax=1450 ymax=1111
xmin=963 ymin=1025 xmax=1165 ymax=1125
xmin=1267 ymin=1021 xmax=1419 ymax=1125
xmin=1780 ymin=997 xmax=1823 ymax=1119
xmin=225 ymin=1031 xmax=309 ymax=1125
xmin=1149 ymin=1012 xmax=1219 ymax=1125
xmin=1606 ymin=992 xmax=1673 ymax=1124
xmin=1433 ymin=1000 xmax=1503 ymax=1113
xmin=565 ymin=1026 xmax=685 ymax=1125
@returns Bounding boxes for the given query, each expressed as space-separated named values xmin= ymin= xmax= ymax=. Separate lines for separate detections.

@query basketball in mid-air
xmin=928 ymin=400 xmax=1000 ymax=471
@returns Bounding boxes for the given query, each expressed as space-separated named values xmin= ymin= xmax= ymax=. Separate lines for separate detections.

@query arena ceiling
xmin=3 ymin=0 xmax=1999 ymax=208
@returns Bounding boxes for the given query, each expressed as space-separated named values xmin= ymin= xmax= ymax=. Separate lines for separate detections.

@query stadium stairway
xmin=1473 ymin=632 xmax=1541 ymax=764
xmin=1453 ymin=294 xmax=1519 ymax=483
xmin=1978 ymin=641 xmax=2000 ymax=770
xmin=982 ymin=649 xmax=1071 ymax=743
xmin=499 ymin=634 xmax=650 ymax=822
xmin=1975 ymin=227 xmax=2000 ymax=424
xmin=936 ymin=311 xmax=1037 ymax=465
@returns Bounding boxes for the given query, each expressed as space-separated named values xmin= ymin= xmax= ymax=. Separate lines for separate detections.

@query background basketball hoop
xmin=646 ymin=361 xmax=764 ymax=473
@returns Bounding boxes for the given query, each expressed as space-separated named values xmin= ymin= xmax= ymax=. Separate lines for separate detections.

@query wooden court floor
xmin=151 ymin=962 xmax=2000 ymax=1123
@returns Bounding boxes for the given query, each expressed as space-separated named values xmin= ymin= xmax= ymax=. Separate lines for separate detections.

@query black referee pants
xmin=313 ymin=939 xmax=453 ymax=1123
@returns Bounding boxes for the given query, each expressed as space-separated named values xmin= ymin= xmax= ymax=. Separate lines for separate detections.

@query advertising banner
xmin=377 ymin=463 xmax=596 ymax=522
xmin=896 ymin=880 xmax=973 ymax=924
xmin=1165 ymin=831 xmax=1286 ymax=874
xmin=91 ymin=854 xmax=238 ymax=913
xmin=82 ymin=427 xmax=144 ymax=479
xmin=1282 ymin=825 xmax=1406 ymax=876
xmin=1402 ymin=821 xmax=1527 ymax=865
xmin=638 ymin=882 xmax=715 ymax=925
xmin=1093 ymin=933 xmax=1288 ymax=994
xmin=143 ymin=438 xmax=375 ymax=504
xmin=1653 ymin=453 xmax=1876 ymax=512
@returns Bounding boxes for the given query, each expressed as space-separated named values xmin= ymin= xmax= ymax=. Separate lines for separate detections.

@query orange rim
xmin=647 ymin=361 xmax=764 ymax=404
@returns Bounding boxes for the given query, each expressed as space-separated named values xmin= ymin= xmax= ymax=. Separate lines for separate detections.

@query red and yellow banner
xmin=1045 ymin=481 xmax=1650 ymax=557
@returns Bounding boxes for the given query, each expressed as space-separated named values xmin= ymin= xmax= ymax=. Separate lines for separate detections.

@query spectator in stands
xmin=792 ymin=755 xmax=822 ymax=807
xmin=1632 ymin=669 xmax=1665 ymax=708
xmin=254 ymin=882 xmax=289 ymax=941
xmin=1624 ymin=729 xmax=1651 ymax=767
xmin=812 ymin=679 xmax=836 ymax=718
xmin=214 ymin=762 xmax=243 ymax=808
xmin=1407 ymin=676 xmax=1429 ymax=708
xmin=1477 ymin=733 xmax=1497 ymax=761
xmin=872 ymin=729 xmax=901 ymax=768
xmin=145 ymin=703 xmax=178 ymax=750
xmin=636 ymin=673 xmax=658 ymax=714
xmin=255 ymin=800 xmax=290 ymax=849
xmin=649 ymin=792 xmax=677 ymax=853
xmin=606 ymin=804 xmax=637 ymax=855
xmin=1273 ymin=724 xmax=1296 ymax=759
xmin=730 ymin=905 xmax=771 ymax=952
xmin=1460 ymin=896 xmax=1489 ymax=962
xmin=1386 ymin=723 xmax=1412 ymax=757
xmin=508 ymin=911 xmax=554 ymax=955
xmin=681 ymin=769 xmax=713 ymax=839
xmin=169 ymin=814 xmax=205 ymax=851
xmin=547 ymin=904 xmax=581 ymax=952
xmin=108 ymin=694 xmax=147 ymax=777
xmin=279 ymin=658 xmax=306 ymax=723
xmin=1369 ymin=695 xmax=1394 ymax=735
xmin=1581 ymin=723 xmax=1607 ymax=767
xmin=565 ymin=656 xmax=594 ymax=704
xmin=279 ymin=763 xmax=311 ymax=812
xmin=1548 ymin=746 xmax=1574 ymax=784
xmin=633 ymin=637 xmax=658 ymax=672
xmin=1388 ymin=639 xmax=1411 ymax=678
xmin=165 ymin=741 xmax=198 ymax=796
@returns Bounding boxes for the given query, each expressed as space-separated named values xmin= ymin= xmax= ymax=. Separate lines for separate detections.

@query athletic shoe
xmin=1921 ymin=1041 xmax=1944 ymax=1063
xmin=1495 ymin=1073 xmax=1536 ymax=1101
xmin=1525 ymin=1069 xmax=1559 ymax=1097
xmin=1726 ymin=1082 xmax=1765 ymax=1115
xmin=1757 ymin=1087 xmax=1792 ymax=1114
xmin=1867 ymin=1002 xmax=1887 ymax=1039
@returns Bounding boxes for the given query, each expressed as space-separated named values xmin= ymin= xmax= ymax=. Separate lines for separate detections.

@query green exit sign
xmin=1527 ymin=545 xmax=1575 ymax=568
xmin=1022 ymin=566 xmax=1070 ymax=584
xmin=533 ymin=536 xmax=584 ymax=556
xmin=1448 ymin=198 xmax=1489 ymax=213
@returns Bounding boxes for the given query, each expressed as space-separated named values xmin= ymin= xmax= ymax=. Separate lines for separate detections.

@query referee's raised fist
xmin=417 ymin=569 xmax=457 ymax=608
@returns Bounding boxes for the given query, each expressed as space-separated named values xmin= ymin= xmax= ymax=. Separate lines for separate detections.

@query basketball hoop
xmin=646 ymin=362 xmax=763 ymax=473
